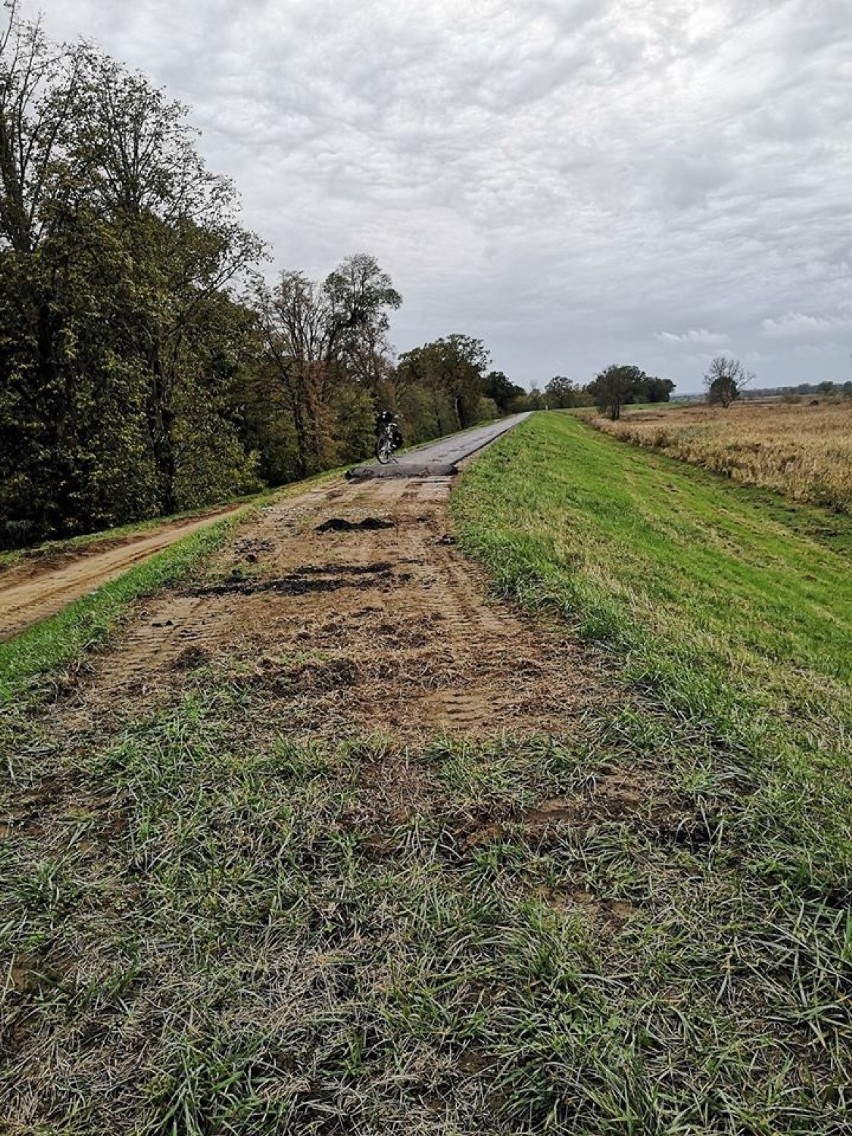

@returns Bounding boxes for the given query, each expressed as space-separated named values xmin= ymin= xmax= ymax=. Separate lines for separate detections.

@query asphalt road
xmin=348 ymin=412 xmax=531 ymax=478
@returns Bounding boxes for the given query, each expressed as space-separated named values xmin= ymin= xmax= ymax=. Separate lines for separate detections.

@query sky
xmin=17 ymin=0 xmax=852 ymax=393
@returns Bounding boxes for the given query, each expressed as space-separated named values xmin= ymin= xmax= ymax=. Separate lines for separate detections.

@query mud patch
xmin=56 ymin=476 xmax=617 ymax=742
xmin=232 ymin=537 xmax=274 ymax=560
xmin=182 ymin=563 xmax=394 ymax=597
xmin=315 ymin=517 xmax=394 ymax=533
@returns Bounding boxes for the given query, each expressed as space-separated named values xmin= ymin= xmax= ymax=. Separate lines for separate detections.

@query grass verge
xmin=452 ymin=413 xmax=852 ymax=899
xmin=0 ymin=510 xmax=249 ymax=705
xmin=0 ymin=470 xmax=347 ymax=705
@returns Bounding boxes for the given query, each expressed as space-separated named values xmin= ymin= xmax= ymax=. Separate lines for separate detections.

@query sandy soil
xmin=0 ymin=506 xmax=242 ymax=642
xmin=61 ymin=474 xmax=612 ymax=741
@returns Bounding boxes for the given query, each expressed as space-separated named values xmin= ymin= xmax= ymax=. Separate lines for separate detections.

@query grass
xmin=0 ymin=471 xmax=346 ymax=705
xmin=0 ymin=509 xmax=249 ymax=706
xmin=452 ymin=414 xmax=852 ymax=892
xmin=591 ymin=399 xmax=852 ymax=513
xmin=1 ymin=417 xmax=850 ymax=1133
xmin=4 ymin=682 xmax=850 ymax=1133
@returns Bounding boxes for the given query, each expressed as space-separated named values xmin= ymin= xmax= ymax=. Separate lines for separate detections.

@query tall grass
xmin=593 ymin=400 xmax=852 ymax=513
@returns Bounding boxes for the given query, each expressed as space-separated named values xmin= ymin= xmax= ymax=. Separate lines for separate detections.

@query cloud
xmin=17 ymin=0 xmax=852 ymax=392
xmin=655 ymin=329 xmax=728 ymax=345
xmin=761 ymin=312 xmax=839 ymax=338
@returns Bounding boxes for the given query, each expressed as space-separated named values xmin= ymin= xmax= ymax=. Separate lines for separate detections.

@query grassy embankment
xmin=453 ymin=413 xmax=851 ymax=887
xmin=592 ymin=399 xmax=852 ymax=514
xmin=2 ymin=415 xmax=850 ymax=1134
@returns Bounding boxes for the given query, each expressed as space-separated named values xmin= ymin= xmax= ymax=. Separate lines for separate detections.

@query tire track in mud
xmin=61 ymin=475 xmax=611 ymax=742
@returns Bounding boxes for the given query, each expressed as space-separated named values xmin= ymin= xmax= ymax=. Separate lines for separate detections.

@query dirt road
xmin=0 ymin=417 xmax=530 ymax=644
xmin=0 ymin=506 xmax=242 ymax=642
xmin=64 ymin=471 xmax=611 ymax=741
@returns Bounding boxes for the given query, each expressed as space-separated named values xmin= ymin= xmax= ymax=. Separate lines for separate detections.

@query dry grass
xmin=593 ymin=399 xmax=852 ymax=512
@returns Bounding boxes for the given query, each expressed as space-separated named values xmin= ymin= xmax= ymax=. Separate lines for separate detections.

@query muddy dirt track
xmin=63 ymin=472 xmax=612 ymax=742
xmin=0 ymin=506 xmax=243 ymax=642
xmin=1 ymin=417 xmax=530 ymax=644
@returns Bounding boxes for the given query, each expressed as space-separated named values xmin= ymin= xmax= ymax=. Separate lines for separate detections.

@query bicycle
xmin=375 ymin=418 xmax=402 ymax=464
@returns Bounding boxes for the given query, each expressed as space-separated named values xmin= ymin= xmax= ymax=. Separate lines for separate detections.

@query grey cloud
xmin=655 ymin=329 xmax=729 ymax=345
xmin=19 ymin=0 xmax=852 ymax=391
xmin=761 ymin=313 xmax=842 ymax=338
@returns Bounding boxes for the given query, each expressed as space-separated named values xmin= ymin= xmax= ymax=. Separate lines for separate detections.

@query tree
xmin=396 ymin=334 xmax=490 ymax=432
xmin=640 ymin=375 xmax=676 ymax=403
xmin=254 ymin=255 xmax=401 ymax=477
xmin=483 ymin=370 xmax=525 ymax=414
xmin=544 ymin=375 xmax=584 ymax=409
xmin=1 ymin=8 xmax=265 ymax=542
xmin=587 ymin=364 xmax=645 ymax=420
xmin=704 ymin=356 xmax=752 ymax=408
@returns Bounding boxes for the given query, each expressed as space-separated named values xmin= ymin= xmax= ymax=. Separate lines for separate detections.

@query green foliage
xmin=0 ymin=10 xmax=263 ymax=546
xmin=397 ymin=334 xmax=491 ymax=432
xmin=254 ymin=254 xmax=402 ymax=478
xmin=544 ymin=375 xmax=590 ymax=408
xmin=483 ymin=369 xmax=525 ymax=413
xmin=583 ymin=366 xmax=674 ymax=418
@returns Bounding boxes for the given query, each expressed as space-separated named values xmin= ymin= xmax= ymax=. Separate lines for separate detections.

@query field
xmin=2 ymin=415 xmax=851 ymax=1133
xmin=592 ymin=399 xmax=852 ymax=513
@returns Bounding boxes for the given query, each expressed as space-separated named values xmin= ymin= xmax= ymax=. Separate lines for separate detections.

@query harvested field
xmin=593 ymin=398 xmax=852 ymax=512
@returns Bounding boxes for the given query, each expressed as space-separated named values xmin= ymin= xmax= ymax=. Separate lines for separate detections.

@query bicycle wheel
xmin=376 ymin=435 xmax=393 ymax=464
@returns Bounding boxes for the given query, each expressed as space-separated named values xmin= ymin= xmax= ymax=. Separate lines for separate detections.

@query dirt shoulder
xmin=0 ymin=504 xmax=243 ymax=642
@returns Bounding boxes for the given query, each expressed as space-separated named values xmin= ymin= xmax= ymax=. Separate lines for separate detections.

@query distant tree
xmin=483 ymin=370 xmax=525 ymax=414
xmin=641 ymin=376 xmax=676 ymax=403
xmin=254 ymin=256 xmax=401 ymax=477
xmin=587 ymin=364 xmax=645 ymax=420
xmin=397 ymin=334 xmax=490 ymax=431
xmin=544 ymin=375 xmax=583 ymax=408
xmin=704 ymin=356 xmax=753 ymax=408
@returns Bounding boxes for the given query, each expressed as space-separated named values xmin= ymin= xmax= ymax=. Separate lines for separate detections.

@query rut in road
xmin=61 ymin=474 xmax=611 ymax=741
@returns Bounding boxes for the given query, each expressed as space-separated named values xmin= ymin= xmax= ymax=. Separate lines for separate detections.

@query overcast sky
xmin=19 ymin=0 xmax=852 ymax=392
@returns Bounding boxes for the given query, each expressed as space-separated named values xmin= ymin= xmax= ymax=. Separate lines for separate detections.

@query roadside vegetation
xmin=2 ymin=416 xmax=850 ymax=1133
xmin=592 ymin=399 xmax=852 ymax=513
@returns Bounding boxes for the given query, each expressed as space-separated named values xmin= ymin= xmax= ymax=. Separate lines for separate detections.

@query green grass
xmin=0 ymin=510 xmax=249 ymax=705
xmin=4 ymin=681 xmax=850 ymax=1133
xmin=0 ymin=495 xmax=262 ymax=574
xmin=1 ymin=418 xmax=850 ymax=1133
xmin=452 ymin=413 xmax=852 ymax=899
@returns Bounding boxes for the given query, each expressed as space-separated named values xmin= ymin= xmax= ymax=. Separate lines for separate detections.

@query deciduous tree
xmin=704 ymin=356 xmax=752 ymax=408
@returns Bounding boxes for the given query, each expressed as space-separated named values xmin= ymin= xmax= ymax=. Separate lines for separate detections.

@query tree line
xmin=502 ymin=367 xmax=675 ymax=420
xmin=0 ymin=7 xmax=681 ymax=549
xmin=0 ymin=8 xmax=524 ymax=548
